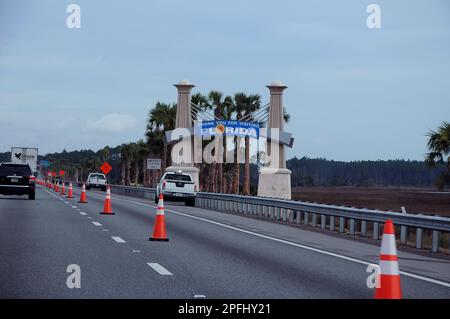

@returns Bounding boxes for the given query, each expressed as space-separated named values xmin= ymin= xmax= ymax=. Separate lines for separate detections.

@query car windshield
xmin=0 ymin=164 xmax=31 ymax=175
xmin=165 ymin=174 xmax=191 ymax=182
xmin=90 ymin=174 xmax=106 ymax=179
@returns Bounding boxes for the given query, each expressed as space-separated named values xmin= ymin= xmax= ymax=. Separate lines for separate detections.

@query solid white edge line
xmin=111 ymin=236 xmax=126 ymax=243
xmin=104 ymin=194 xmax=450 ymax=289
xmin=147 ymin=263 xmax=173 ymax=275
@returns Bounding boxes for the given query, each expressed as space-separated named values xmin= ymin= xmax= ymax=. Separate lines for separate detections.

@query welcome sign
xmin=195 ymin=120 xmax=260 ymax=139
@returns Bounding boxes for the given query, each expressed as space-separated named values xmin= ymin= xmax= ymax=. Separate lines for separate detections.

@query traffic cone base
xmin=375 ymin=275 xmax=401 ymax=299
xmin=149 ymin=237 xmax=169 ymax=242
xmin=100 ymin=212 xmax=115 ymax=215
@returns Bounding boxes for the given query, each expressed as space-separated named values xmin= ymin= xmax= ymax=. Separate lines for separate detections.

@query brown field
xmin=291 ymin=187 xmax=450 ymax=217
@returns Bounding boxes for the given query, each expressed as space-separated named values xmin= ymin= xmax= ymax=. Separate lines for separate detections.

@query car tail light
xmin=194 ymin=183 xmax=198 ymax=192
xmin=29 ymin=175 xmax=36 ymax=183
xmin=162 ymin=181 xmax=166 ymax=190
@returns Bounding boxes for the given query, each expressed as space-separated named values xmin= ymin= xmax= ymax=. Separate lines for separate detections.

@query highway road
xmin=1 ymin=185 xmax=449 ymax=298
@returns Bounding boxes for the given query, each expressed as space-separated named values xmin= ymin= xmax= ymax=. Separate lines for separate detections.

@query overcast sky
xmin=1 ymin=0 xmax=449 ymax=161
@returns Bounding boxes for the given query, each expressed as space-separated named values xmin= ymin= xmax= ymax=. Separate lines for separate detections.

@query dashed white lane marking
xmin=194 ymin=295 xmax=206 ymax=298
xmin=107 ymin=195 xmax=450 ymax=289
xmin=132 ymin=250 xmax=141 ymax=253
xmin=87 ymin=217 xmax=93 ymax=219
xmin=79 ymin=212 xmax=87 ymax=215
xmin=147 ymin=263 xmax=173 ymax=276
xmin=112 ymin=236 xmax=126 ymax=243
xmin=92 ymin=222 xmax=102 ymax=226
xmin=103 ymin=229 xmax=109 ymax=232
xmin=71 ymin=206 xmax=77 ymax=208
xmin=64 ymin=201 xmax=69 ymax=204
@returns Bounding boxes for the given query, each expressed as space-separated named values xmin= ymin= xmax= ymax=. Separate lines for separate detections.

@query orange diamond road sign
xmin=59 ymin=170 xmax=65 ymax=176
xmin=100 ymin=162 xmax=112 ymax=175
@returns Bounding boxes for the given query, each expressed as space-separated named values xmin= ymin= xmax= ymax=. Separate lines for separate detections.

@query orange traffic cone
xmin=55 ymin=182 xmax=60 ymax=193
xmin=149 ymin=194 xmax=169 ymax=241
xmin=375 ymin=219 xmax=402 ymax=299
xmin=78 ymin=183 xmax=88 ymax=203
xmin=100 ymin=186 xmax=114 ymax=215
xmin=60 ymin=182 xmax=66 ymax=195
xmin=67 ymin=182 xmax=74 ymax=198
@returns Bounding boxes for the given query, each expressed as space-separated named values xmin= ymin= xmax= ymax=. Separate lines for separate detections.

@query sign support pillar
xmin=165 ymin=80 xmax=200 ymax=185
xmin=257 ymin=81 xmax=292 ymax=199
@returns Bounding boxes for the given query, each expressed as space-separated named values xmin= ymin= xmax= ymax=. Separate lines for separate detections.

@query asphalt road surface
xmin=1 ymin=185 xmax=449 ymax=298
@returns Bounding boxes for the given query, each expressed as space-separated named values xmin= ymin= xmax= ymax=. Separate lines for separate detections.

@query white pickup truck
xmin=86 ymin=173 xmax=107 ymax=191
xmin=155 ymin=171 xmax=197 ymax=206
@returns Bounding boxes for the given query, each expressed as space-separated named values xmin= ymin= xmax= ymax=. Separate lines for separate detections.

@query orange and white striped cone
xmin=55 ymin=182 xmax=60 ymax=193
xmin=67 ymin=182 xmax=74 ymax=198
xmin=60 ymin=182 xmax=66 ymax=196
xmin=149 ymin=194 xmax=169 ymax=241
xmin=100 ymin=186 xmax=114 ymax=215
xmin=375 ymin=219 xmax=402 ymax=299
xmin=78 ymin=183 xmax=88 ymax=203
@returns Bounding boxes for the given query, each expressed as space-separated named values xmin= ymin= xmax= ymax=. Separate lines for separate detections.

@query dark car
xmin=0 ymin=162 xmax=36 ymax=200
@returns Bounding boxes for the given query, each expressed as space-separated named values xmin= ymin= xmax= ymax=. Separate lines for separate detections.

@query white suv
xmin=86 ymin=173 xmax=107 ymax=191
xmin=156 ymin=171 xmax=197 ymax=206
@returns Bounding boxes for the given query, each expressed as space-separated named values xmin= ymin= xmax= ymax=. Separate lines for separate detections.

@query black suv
xmin=0 ymin=163 xmax=36 ymax=200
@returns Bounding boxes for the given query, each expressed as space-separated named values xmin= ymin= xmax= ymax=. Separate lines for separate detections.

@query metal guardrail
xmin=109 ymin=185 xmax=450 ymax=253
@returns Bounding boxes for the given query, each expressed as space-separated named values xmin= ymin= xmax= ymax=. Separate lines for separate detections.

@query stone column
xmin=165 ymin=80 xmax=200 ymax=186
xmin=257 ymin=81 xmax=292 ymax=199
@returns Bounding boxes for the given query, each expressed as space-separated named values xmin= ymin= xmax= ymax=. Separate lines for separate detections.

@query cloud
xmin=85 ymin=113 xmax=138 ymax=133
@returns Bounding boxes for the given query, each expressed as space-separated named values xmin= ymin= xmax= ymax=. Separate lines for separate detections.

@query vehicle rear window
xmin=90 ymin=174 xmax=106 ymax=179
xmin=0 ymin=164 xmax=31 ymax=175
xmin=165 ymin=174 xmax=191 ymax=182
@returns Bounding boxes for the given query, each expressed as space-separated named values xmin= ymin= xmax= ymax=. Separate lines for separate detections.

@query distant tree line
xmin=284 ymin=157 xmax=447 ymax=188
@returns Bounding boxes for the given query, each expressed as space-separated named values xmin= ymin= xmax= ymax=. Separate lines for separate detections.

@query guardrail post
xmin=281 ymin=208 xmax=286 ymax=222
xmin=416 ymin=228 xmax=423 ymax=249
xmin=296 ymin=211 xmax=301 ymax=224
xmin=373 ymin=222 xmax=379 ymax=240
xmin=270 ymin=206 xmax=275 ymax=219
xmin=339 ymin=217 xmax=345 ymax=233
xmin=263 ymin=206 xmax=268 ymax=218
xmin=361 ymin=220 xmax=367 ymax=237
xmin=432 ymin=230 xmax=439 ymax=253
xmin=400 ymin=225 xmax=407 ymax=244
xmin=304 ymin=212 xmax=309 ymax=225
xmin=349 ymin=219 xmax=355 ymax=235
xmin=321 ymin=214 xmax=326 ymax=229
xmin=312 ymin=213 xmax=317 ymax=227
xmin=329 ymin=216 xmax=335 ymax=231
xmin=288 ymin=210 xmax=294 ymax=223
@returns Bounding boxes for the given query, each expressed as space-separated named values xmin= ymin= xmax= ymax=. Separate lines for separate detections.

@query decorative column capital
xmin=266 ymin=81 xmax=287 ymax=95
xmin=174 ymin=80 xmax=195 ymax=93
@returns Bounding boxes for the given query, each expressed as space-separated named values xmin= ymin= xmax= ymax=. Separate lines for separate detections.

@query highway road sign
xmin=39 ymin=160 xmax=50 ymax=168
xmin=147 ymin=158 xmax=161 ymax=170
xmin=100 ymin=162 xmax=112 ymax=175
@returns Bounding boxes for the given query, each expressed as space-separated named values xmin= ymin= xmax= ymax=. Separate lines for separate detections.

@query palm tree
xmin=136 ymin=140 xmax=149 ymax=186
xmin=425 ymin=121 xmax=450 ymax=190
xmin=239 ymin=94 xmax=262 ymax=195
xmin=119 ymin=143 xmax=134 ymax=186
xmin=145 ymin=102 xmax=177 ymax=183
xmin=208 ymin=91 xmax=234 ymax=193
xmin=191 ymin=92 xmax=212 ymax=191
